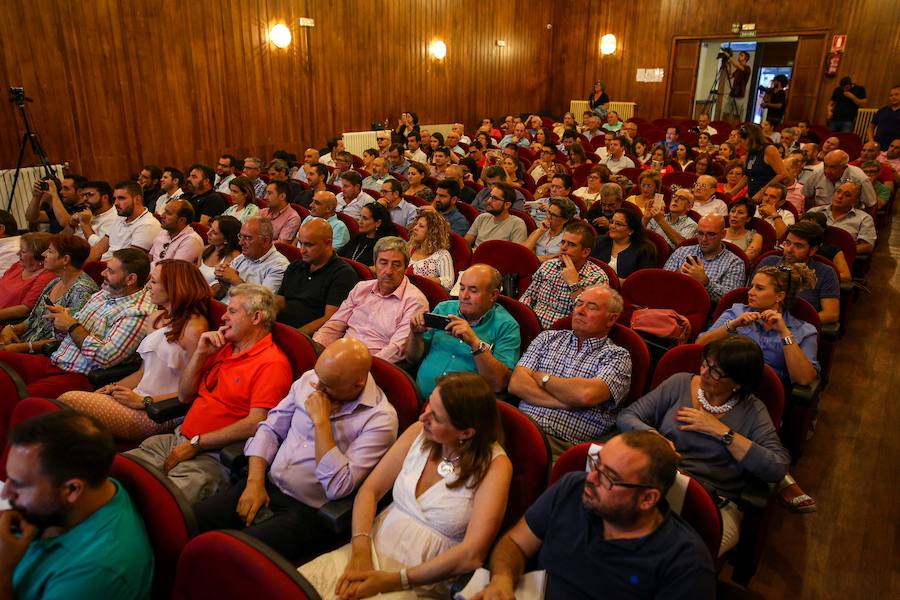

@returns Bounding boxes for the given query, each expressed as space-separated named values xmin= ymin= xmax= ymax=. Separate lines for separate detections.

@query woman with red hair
xmin=58 ymin=259 xmax=211 ymax=441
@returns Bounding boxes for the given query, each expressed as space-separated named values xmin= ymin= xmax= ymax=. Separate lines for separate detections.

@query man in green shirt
xmin=406 ymin=264 xmax=521 ymax=398
xmin=0 ymin=411 xmax=153 ymax=600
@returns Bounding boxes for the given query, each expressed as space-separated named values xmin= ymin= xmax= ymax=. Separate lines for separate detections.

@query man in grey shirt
xmin=802 ymin=150 xmax=876 ymax=209
xmin=465 ymin=182 xmax=528 ymax=248
xmin=214 ymin=215 xmax=289 ymax=296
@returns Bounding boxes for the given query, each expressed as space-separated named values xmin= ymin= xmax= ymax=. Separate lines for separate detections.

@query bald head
xmin=316 ymin=338 xmax=372 ymax=403
xmin=311 ymin=191 xmax=337 ymax=218
xmin=860 ymin=141 xmax=880 ymax=160
xmin=300 ymin=217 xmax=332 ymax=242
xmin=698 ymin=213 xmax=726 ymax=232
xmin=822 ymin=137 xmax=840 ymax=153
xmin=823 ymin=150 xmax=850 ymax=182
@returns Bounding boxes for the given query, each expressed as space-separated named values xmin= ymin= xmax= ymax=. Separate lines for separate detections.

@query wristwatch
xmin=142 ymin=396 xmax=153 ymax=410
xmin=471 ymin=340 xmax=492 ymax=356
xmin=782 ymin=335 xmax=795 ymax=346
xmin=540 ymin=374 xmax=551 ymax=388
xmin=189 ymin=434 xmax=202 ymax=449
xmin=721 ymin=429 xmax=735 ymax=446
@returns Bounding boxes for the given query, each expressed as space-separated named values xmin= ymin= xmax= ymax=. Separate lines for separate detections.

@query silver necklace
xmin=437 ymin=452 xmax=460 ymax=478
xmin=697 ymin=387 xmax=738 ymax=415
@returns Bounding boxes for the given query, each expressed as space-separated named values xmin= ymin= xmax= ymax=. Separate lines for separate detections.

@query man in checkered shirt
xmin=509 ymin=284 xmax=631 ymax=460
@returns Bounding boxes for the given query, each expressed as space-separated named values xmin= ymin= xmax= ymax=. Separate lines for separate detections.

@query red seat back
xmin=406 ymin=273 xmax=450 ymax=310
xmin=335 ymin=211 xmax=360 ymax=237
xmin=643 ymin=229 xmax=673 ymax=267
xmin=274 ymin=241 xmax=303 ymax=263
xmin=83 ymin=261 xmax=107 ymax=287
xmin=618 ymin=167 xmax=644 ymax=186
xmin=191 ymin=222 xmax=209 ymax=244
xmin=471 ymin=240 xmax=542 ymax=298
xmin=823 ymin=225 xmax=856 ymax=266
xmin=455 ymin=201 xmax=480 ymax=226
xmin=271 ymin=323 xmax=319 ymax=381
xmin=495 ymin=295 xmax=541 ymax=352
xmin=341 ymin=257 xmax=374 ymax=280
xmin=662 ymin=171 xmax=699 ymax=190
xmin=497 ymin=402 xmax=550 ymax=530
xmin=509 ymin=208 xmax=537 ymax=234
xmin=370 ymin=357 xmax=422 ymax=430
xmin=449 ymin=232 xmax=472 ymax=274
xmin=749 ymin=217 xmax=777 ymax=253
xmin=587 ymin=257 xmax=620 ymax=290
xmin=620 ymin=269 xmax=710 ymax=342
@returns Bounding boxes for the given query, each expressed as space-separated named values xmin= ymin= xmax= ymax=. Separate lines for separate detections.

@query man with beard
xmin=88 ymin=181 xmax=161 ymax=263
xmin=0 ymin=411 xmax=153 ymax=599
xmin=431 ymin=179 xmax=469 ymax=236
xmin=473 ymin=431 xmax=714 ymax=599
xmin=67 ymin=180 xmax=117 ymax=245
xmin=25 ymin=174 xmax=87 ymax=234
xmin=465 ymin=182 xmax=527 ymax=248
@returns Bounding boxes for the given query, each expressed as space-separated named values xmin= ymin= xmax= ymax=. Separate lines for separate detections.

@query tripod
xmin=6 ymin=90 xmax=55 ymax=212
xmin=700 ymin=56 xmax=732 ymax=120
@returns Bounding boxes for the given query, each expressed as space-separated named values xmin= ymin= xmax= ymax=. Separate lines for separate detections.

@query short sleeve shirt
xmin=103 ymin=210 xmax=162 ymax=261
xmin=189 ymin=189 xmax=227 ymax=219
xmin=276 ymin=254 xmax=359 ymax=328
xmin=466 ymin=213 xmax=528 ymax=247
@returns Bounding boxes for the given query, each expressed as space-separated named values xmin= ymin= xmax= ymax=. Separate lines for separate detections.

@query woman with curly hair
xmin=408 ymin=209 xmax=454 ymax=291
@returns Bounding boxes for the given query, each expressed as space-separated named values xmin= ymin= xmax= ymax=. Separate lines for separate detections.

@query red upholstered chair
xmin=643 ymin=229 xmax=673 ymax=267
xmin=83 ymin=261 xmax=107 ymax=287
xmin=0 ymin=396 xmax=63 ymax=479
xmin=464 ymin=180 xmax=484 ymax=193
xmin=471 ymin=240 xmax=542 ymax=299
xmin=112 ymin=453 xmax=198 ymax=599
xmin=275 ymin=241 xmax=303 ymax=263
xmin=370 ymin=357 xmax=422 ymax=430
xmin=191 ymin=221 xmax=209 ymax=244
xmin=341 ymin=257 xmax=374 ymax=280
xmin=220 ymin=192 xmax=234 ymax=206
xmin=335 ymin=211 xmax=360 ymax=237
xmin=662 ymin=171 xmax=698 ymax=190
xmin=548 ymin=442 xmax=722 ymax=559
xmin=569 ymin=195 xmax=588 ymax=218
xmin=571 ymin=163 xmax=594 ymax=187
xmin=403 ymin=194 xmax=427 ymax=207
xmin=393 ymin=223 xmax=409 ymax=240
xmin=272 ymin=323 xmax=319 ymax=381
xmin=618 ymin=167 xmax=644 ymax=186
xmin=455 ymin=200 xmax=480 ymax=226
xmin=495 ymin=295 xmax=542 ymax=352
xmin=290 ymin=203 xmax=311 ymax=220
xmin=748 ymin=217 xmax=777 ymax=253
xmin=406 ymin=273 xmax=450 ymax=310
xmin=509 ymin=208 xmax=537 ymax=234
xmin=587 ymin=257 xmax=620 ymax=290
xmin=449 ymin=232 xmax=472 ymax=274
xmin=497 ymin=401 xmax=550 ymax=529
xmin=619 ymin=269 xmax=711 ymax=342
xmin=172 ymin=530 xmax=321 ymax=600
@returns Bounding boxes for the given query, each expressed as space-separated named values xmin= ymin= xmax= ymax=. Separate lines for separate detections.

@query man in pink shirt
xmin=259 ymin=180 xmax=301 ymax=245
xmin=149 ymin=199 xmax=205 ymax=268
xmin=314 ymin=236 xmax=428 ymax=363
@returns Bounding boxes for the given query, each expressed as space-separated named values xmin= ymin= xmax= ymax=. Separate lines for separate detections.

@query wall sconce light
xmin=429 ymin=40 xmax=447 ymax=60
xmin=270 ymin=24 xmax=292 ymax=48
xmin=600 ymin=34 xmax=617 ymax=55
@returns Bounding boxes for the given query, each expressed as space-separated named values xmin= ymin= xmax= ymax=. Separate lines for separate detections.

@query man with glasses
xmin=148 ymin=199 xmax=204 ymax=268
xmin=214 ymin=154 xmax=237 ymax=193
xmin=215 ymin=216 xmax=289 ymax=296
xmin=664 ymin=214 xmax=746 ymax=302
xmin=67 ymin=180 xmax=117 ymax=245
xmin=126 ymin=284 xmax=293 ymax=504
xmin=376 ymin=132 xmax=391 ymax=158
xmin=379 ymin=178 xmax=417 ymax=227
xmin=620 ymin=120 xmax=639 ymax=151
xmin=476 ymin=431 xmax=714 ymax=599
xmin=600 ymin=136 xmax=635 ymax=174
xmin=850 ymin=141 xmax=894 ymax=197
xmin=529 ymin=145 xmax=563 ymax=182
xmin=242 ymin=157 xmax=267 ymax=200
xmin=691 ymin=174 xmax=728 ymax=217
xmin=519 ymin=222 xmax=608 ymax=328
xmin=327 ymin=151 xmax=354 ymax=186
xmin=465 ymin=182 xmax=527 ymax=248
xmin=803 ymin=149 xmax=876 ymax=209
xmin=362 ymin=157 xmax=391 ymax=192
xmin=645 ymin=187 xmax=698 ymax=248
xmin=511 ymin=284 xmax=630 ymax=458
xmin=472 ymin=166 xmax=525 ymax=212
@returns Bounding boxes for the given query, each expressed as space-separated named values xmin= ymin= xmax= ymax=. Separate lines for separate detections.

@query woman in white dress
xmin=198 ymin=215 xmax=242 ymax=286
xmin=222 ymin=176 xmax=261 ymax=223
xmin=299 ymin=372 xmax=513 ymax=599
xmin=408 ymin=210 xmax=455 ymax=291
xmin=57 ymin=259 xmax=210 ymax=441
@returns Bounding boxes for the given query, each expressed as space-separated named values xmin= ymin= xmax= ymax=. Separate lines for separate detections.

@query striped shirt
xmin=51 ymin=288 xmax=155 ymax=374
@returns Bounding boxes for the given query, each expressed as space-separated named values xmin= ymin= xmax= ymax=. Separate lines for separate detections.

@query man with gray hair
xmin=126 ymin=283 xmax=294 ymax=503
xmin=808 ymin=181 xmax=876 ymax=254
xmin=215 ymin=215 xmax=290 ymax=296
xmin=243 ymin=156 xmax=268 ymax=200
xmin=510 ymin=284 xmax=632 ymax=459
xmin=691 ymin=175 xmax=728 ymax=217
xmin=803 ymin=150 xmax=876 ymax=208
xmin=314 ymin=236 xmax=428 ymax=363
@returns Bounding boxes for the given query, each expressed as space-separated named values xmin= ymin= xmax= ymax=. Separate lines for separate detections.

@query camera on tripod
xmin=9 ymin=87 xmax=26 ymax=105
xmin=716 ymin=47 xmax=734 ymax=60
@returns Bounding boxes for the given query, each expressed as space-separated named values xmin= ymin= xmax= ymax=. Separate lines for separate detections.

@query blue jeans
xmin=827 ymin=120 xmax=853 ymax=133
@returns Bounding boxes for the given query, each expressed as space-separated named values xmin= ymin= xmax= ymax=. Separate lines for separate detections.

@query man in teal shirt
xmin=0 ymin=411 xmax=153 ymax=600
xmin=406 ymin=264 xmax=521 ymax=398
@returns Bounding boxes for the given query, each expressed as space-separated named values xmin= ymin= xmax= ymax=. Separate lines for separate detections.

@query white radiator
xmin=341 ymin=130 xmax=386 ymax=157
xmin=854 ymin=108 xmax=876 ymax=139
xmin=570 ymin=100 xmax=637 ymax=124
xmin=570 ymin=101 xmax=590 ymax=124
xmin=0 ymin=165 xmax=65 ymax=230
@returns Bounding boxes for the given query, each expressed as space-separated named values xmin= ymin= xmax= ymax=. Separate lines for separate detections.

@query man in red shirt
xmin=126 ymin=283 xmax=293 ymax=503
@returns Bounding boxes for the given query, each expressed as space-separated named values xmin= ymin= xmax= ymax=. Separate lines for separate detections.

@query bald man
xmin=691 ymin=175 xmax=728 ymax=217
xmin=808 ymin=181 xmax=877 ymax=254
xmin=276 ymin=218 xmax=359 ymax=333
xmin=303 ymin=191 xmax=350 ymax=250
xmin=407 ymin=264 xmax=522 ymax=398
xmin=803 ymin=150 xmax=876 ymax=208
xmin=292 ymin=147 xmax=321 ymax=183
xmin=193 ymin=337 xmax=399 ymax=561
xmin=664 ymin=214 xmax=746 ymax=302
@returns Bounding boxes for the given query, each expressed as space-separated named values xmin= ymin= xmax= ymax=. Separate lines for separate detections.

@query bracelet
xmin=27 ymin=341 xmax=34 ymax=353
xmin=67 ymin=322 xmax=81 ymax=335
xmin=399 ymin=568 xmax=411 ymax=590
xmin=351 ymin=532 xmax=371 ymax=540
xmin=724 ymin=320 xmax=737 ymax=334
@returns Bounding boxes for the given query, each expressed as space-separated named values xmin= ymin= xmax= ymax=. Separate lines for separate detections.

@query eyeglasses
xmin=238 ymin=234 xmax=255 ymax=242
xmin=587 ymin=454 xmax=657 ymax=491
xmin=159 ymin=241 xmax=172 ymax=259
xmin=696 ymin=231 xmax=719 ymax=238
xmin=701 ymin=358 xmax=728 ymax=381
xmin=692 ymin=183 xmax=709 ymax=190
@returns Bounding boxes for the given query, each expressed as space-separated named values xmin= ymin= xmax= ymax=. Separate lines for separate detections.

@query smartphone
xmin=653 ymin=193 xmax=666 ymax=211
xmin=423 ymin=313 xmax=452 ymax=330
xmin=253 ymin=506 xmax=275 ymax=524
xmin=43 ymin=297 xmax=55 ymax=307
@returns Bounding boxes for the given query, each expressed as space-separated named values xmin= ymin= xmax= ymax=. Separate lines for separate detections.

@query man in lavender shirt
xmin=314 ymin=236 xmax=428 ymax=364
xmin=148 ymin=199 xmax=205 ymax=268
xmin=192 ymin=338 xmax=398 ymax=560
xmin=259 ymin=180 xmax=302 ymax=245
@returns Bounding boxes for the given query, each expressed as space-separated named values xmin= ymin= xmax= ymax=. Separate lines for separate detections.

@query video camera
xmin=9 ymin=87 xmax=26 ymax=105
xmin=716 ymin=46 xmax=734 ymax=60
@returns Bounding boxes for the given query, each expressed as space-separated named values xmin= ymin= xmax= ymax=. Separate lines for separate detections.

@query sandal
xmin=778 ymin=482 xmax=817 ymax=513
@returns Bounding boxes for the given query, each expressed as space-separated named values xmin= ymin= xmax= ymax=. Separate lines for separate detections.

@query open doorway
xmin=692 ymin=37 xmax=798 ymax=123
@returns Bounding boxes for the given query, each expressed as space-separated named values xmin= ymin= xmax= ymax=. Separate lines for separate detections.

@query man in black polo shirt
xmin=186 ymin=163 xmax=226 ymax=225
xmin=476 ymin=431 xmax=714 ymax=599
xmin=275 ymin=218 xmax=358 ymax=334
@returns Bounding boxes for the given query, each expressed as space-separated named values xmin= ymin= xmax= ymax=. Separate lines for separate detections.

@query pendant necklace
xmin=437 ymin=451 xmax=460 ymax=478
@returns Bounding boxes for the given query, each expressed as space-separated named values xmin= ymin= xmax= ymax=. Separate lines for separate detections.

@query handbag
xmin=629 ymin=307 xmax=691 ymax=345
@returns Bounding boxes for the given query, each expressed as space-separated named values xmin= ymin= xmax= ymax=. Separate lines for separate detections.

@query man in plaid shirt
xmin=0 ymin=248 xmax=154 ymax=398
xmin=663 ymin=214 xmax=746 ymax=303
xmin=510 ymin=284 xmax=632 ymax=460
xmin=519 ymin=221 xmax=608 ymax=328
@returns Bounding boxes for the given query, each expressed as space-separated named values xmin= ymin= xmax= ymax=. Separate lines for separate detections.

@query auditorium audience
xmin=193 ymin=338 xmax=398 ymax=560
xmin=407 ymin=264 xmax=519 ymax=397
xmin=664 ymin=214 xmax=746 ymax=303
xmin=0 ymin=211 xmax=21 ymax=278
xmin=591 ymin=207 xmax=657 ymax=279
xmin=0 ymin=232 xmax=54 ymax=323
xmin=388 ymin=143 xmax=412 ymax=177
xmin=807 ymin=181 xmax=876 ymax=254
xmin=741 ymin=123 xmax=787 ymax=202
xmin=379 ymin=178 xmax=418 ymax=227
xmin=799 ymin=211 xmax=853 ymax=281
xmin=499 ymin=122 xmax=531 ymax=148
xmin=408 ymin=209 xmax=455 ymax=291
xmin=572 ymin=164 xmax=608 ymax=207
xmin=362 ymin=157 xmax=391 ymax=192
xmin=585 ymin=182 xmax=623 ymax=233
xmin=335 ymin=171 xmax=376 ymax=221
xmin=645 ymin=187 xmax=698 ymax=248
xmin=523 ymin=197 xmax=577 ymax=261
xmin=618 ymin=336 xmax=790 ymax=554
xmin=137 ymin=164 xmax=164 ymax=213
xmin=214 ymin=154 xmax=237 ymax=192
xmin=339 ymin=202 xmax=395 ymax=267
xmin=567 ymin=142 xmax=592 ymax=169
xmin=314 ymin=236 xmax=428 ymax=364
xmin=803 ymin=150 xmax=876 ymax=209
xmin=326 ymin=151 xmax=353 ymax=186
xmin=0 ymin=234 xmax=97 ymax=354
xmin=430 ymin=147 xmax=452 ymax=180
xmin=298 ymin=372 xmax=512 ymax=599
xmin=267 ymin=159 xmax=305 ymax=205
xmin=2 ymin=411 xmax=154 ymax=599
xmin=222 ymin=175 xmax=261 ymax=223
xmin=672 ymin=143 xmax=693 ymax=171
xmin=476 ymin=431 xmax=715 ymax=599
xmin=0 ymin=248 xmax=154 ymax=398
xmin=198 ymin=215 xmax=242 ymax=287
xmin=186 ymin=164 xmax=227 ymax=225
xmin=58 ymin=260 xmax=210 ymax=441
xmin=157 ymin=167 xmax=187 ymax=213
xmin=472 ymin=166 xmax=526 ymax=212
xmin=303 ymin=191 xmax=351 ymax=251
xmin=600 ymin=136 xmax=636 ymax=174
xmin=148 ymin=199 xmax=204 ymax=268
xmin=259 ymin=180 xmax=302 ymax=244
xmin=512 ymin=284 xmax=631 ymax=458
xmin=718 ymin=161 xmax=749 ymax=202
xmin=465 ymin=182 xmax=528 ymax=248
xmin=241 ymin=157 xmax=267 ymax=200
xmin=88 ymin=181 xmax=162 ymax=263
xmin=724 ymin=198 xmax=764 ymax=261
xmin=126 ymin=283 xmax=293 ymax=504
xmin=296 ymin=163 xmax=329 ymax=208
xmin=213 ymin=216 xmax=289 ymax=296
xmin=293 ymin=148 xmax=320 ymax=184
xmin=756 ymin=183 xmax=795 ymax=239
xmin=693 ymin=174 xmax=729 ymax=216
xmin=626 ymin=170 xmax=661 ymax=215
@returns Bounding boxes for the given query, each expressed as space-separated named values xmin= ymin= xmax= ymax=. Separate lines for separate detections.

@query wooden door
xmin=666 ymin=39 xmax=701 ymax=119
xmin=787 ymin=35 xmax=828 ymax=123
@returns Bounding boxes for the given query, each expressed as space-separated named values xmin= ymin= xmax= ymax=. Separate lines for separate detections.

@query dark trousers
xmin=193 ymin=477 xmax=330 ymax=561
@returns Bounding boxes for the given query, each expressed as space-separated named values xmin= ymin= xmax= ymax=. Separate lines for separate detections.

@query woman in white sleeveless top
xmin=58 ymin=260 xmax=210 ymax=441
xmin=198 ymin=215 xmax=242 ymax=286
xmin=299 ymin=372 xmax=513 ymax=599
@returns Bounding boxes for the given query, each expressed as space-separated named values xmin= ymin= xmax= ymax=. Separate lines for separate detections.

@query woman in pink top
xmin=0 ymin=232 xmax=56 ymax=323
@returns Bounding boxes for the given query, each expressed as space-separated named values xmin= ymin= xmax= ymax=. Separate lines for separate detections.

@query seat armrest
xmin=316 ymin=496 xmax=356 ymax=535
xmin=86 ymin=362 xmax=141 ymax=388
xmin=790 ymin=378 xmax=820 ymax=407
xmin=736 ymin=477 xmax=774 ymax=512
xmin=220 ymin=441 xmax=248 ymax=471
xmin=146 ymin=397 xmax=190 ymax=423
xmin=820 ymin=322 xmax=839 ymax=339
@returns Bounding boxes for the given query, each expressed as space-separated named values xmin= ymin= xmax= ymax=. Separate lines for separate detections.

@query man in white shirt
xmin=691 ymin=175 xmax=729 ymax=217
xmin=406 ymin=132 xmax=427 ymax=163
xmin=0 ymin=210 xmax=21 ymax=277
xmin=88 ymin=181 xmax=162 ymax=262
xmin=601 ymin=136 xmax=636 ymax=174
xmin=68 ymin=180 xmax=118 ymax=247
xmin=214 ymin=154 xmax=237 ymax=193
xmin=292 ymin=148 xmax=320 ymax=184
xmin=154 ymin=167 xmax=186 ymax=215
xmin=756 ymin=183 xmax=795 ymax=239
xmin=336 ymin=171 xmax=376 ymax=220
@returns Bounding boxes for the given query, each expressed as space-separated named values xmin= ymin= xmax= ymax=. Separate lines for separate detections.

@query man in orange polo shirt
xmin=126 ymin=284 xmax=293 ymax=504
